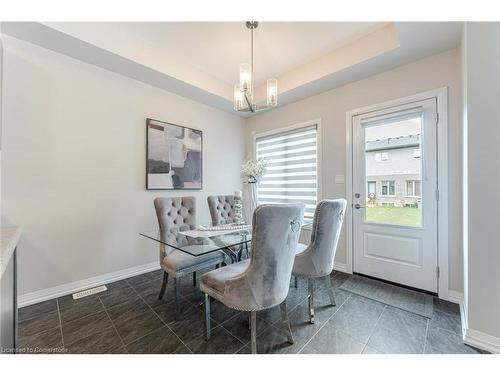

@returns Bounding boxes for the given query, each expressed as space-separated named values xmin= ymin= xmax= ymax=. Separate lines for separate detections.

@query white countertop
xmin=1 ymin=227 xmax=22 ymax=277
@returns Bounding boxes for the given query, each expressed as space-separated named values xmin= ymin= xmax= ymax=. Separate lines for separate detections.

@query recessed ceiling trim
xmin=1 ymin=22 xmax=461 ymax=118
xmin=1 ymin=22 xmax=235 ymax=112
xmin=253 ymin=24 xmax=400 ymax=102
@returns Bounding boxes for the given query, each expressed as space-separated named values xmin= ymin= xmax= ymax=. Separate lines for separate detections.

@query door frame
xmin=345 ymin=87 xmax=449 ymax=300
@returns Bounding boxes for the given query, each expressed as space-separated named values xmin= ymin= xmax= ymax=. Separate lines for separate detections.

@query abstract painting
xmin=146 ymin=118 xmax=202 ymax=190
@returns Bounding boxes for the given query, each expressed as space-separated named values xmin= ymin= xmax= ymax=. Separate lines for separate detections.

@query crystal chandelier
xmin=234 ymin=21 xmax=277 ymax=113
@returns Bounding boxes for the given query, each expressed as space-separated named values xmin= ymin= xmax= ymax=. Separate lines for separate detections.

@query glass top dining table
xmin=140 ymin=222 xmax=311 ymax=262
xmin=139 ymin=224 xmax=253 ymax=262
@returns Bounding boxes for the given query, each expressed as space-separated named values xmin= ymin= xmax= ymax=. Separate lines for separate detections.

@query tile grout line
xmin=340 ymin=274 xmax=435 ymax=319
xmin=297 ymin=291 xmax=353 ymax=354
xmin=55 ymin=299 xmax=65 ymax=349
xmin=422 ymin=316 xmax=430 ymax=354
xmin=57 ymin=300 xmax=125 ymax=350
xmin=207 ymin=310 xmax=240 ymax=331
xmin=97 ymin=296 xmax=129 ymax=353
xmin=380 ymin=305 xmax=431 ymax=353
xmin=174 ymin=299 xmax=249 ymax=351
xmin=429 ymin=308 xmax=464 ymax=335
xmin=218 ymin=325 xmax=248 ymax=351
xmin=125 ymin=279 xmax=194 ymax=354
xmin=172 ymin=280 xmax=261 ymax=348
xmin=263 ymin=288 xmax=310 ymax=329
xmin=19 ymin=309 xmax=63 ymax=341
xmin=57 ymin=308 xmax=103 ymax=327
xmin=124 ymin=324 xmax=170 ymax=350
xmin=131 ymin=274 xmax=244 ymax=351
xmin=361 ymin=304 xmax=387 ymax=354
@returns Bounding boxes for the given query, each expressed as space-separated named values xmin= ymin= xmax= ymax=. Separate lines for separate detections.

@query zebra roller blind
xmin=256 ymin=124 xmax=318 ymax=222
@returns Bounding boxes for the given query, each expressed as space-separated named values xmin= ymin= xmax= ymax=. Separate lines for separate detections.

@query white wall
xmin=0 ymin=36 xmax=245 ymax=300
xmin=462 ymin=22 xmax=500 ymax=352
xmin=246 ymin=48 xmax=464 ymax=294
xmin=0 ymin=29 xmax=4 ymax=344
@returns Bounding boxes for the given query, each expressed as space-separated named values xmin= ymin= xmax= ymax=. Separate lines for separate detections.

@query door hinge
xmin=435 ymin=112 xmax=439 ymax=125
xmin=435 ymin=189 xmax=440 ymax=201
xmin=436 ymin=266 xmax=440 ymax=279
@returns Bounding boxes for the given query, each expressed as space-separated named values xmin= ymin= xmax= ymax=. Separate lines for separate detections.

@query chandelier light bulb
xmin=239 ymin=63 xmax=252 ymax=94
xmin=267 ymin=78 xmax=278 ymax=106
xmin=234 ymin=84 xmax=245 ymax=111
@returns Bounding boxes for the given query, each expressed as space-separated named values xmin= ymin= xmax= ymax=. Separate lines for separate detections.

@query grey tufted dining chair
xmin=292 ymin=199 xmax=347 ymax=324
xmin=154 ymin=197 xmax=225 ymax=319
xmin=207 ymin=195 xmax=236 ymax=225
xmin=207 ymin=194 xmax=249 ymax=261
xmin=200 ymin=203 xmax=305 ymax=354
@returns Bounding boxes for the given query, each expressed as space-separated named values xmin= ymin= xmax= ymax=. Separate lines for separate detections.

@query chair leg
xmin=308 ymin=278 xmax=315 ymax=324
xmin=250 ymin=311 xmax=257 ymax=354
xmin=193 ymin=272 xmax=197 ymax=287
xmin=280 ymin=301 xmax=294 ymax=344
xmin=174 ymin=277 xmax=181 ymax=320
xmin=294 ymin=276 xmax=298 ymax=289
xmin=325 ymin=275 xmax=336 ymax=306
xmin=158 ymin=271 xmax=169 ymax=300
xmin=204 ymin=293 xmax=211 ymax=341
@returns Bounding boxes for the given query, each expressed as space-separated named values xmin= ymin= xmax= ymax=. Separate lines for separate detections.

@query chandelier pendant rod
xmin=244 ymin=24 xmax=255 ymax=112
xmin=251 ymin=23 xmax=254 ymax=100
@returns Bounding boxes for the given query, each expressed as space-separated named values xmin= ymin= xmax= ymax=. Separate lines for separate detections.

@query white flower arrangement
xmin=241 ymin=158 xmax=267 ymax=183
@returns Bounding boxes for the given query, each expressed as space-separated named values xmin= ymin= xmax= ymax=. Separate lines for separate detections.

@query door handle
xmin=354 ymin=203 xmax=365 ymax=209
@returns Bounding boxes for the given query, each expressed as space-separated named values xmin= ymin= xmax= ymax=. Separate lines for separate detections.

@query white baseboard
xmin=18 ymin=262 xmax=160 ymax=308
xmin=17 ymin=261 xmax=355 ymax=308
xmin=464 ymin=328 xmax=500 ymax=354
xmin=447 ymin=291 xmax=499 ymax=353
xmin=333 ymin=262 xmax=349 ymax=274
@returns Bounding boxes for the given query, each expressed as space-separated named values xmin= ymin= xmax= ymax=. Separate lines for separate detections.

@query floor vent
xmin=72 ymin=285 xmax=107 ymax=300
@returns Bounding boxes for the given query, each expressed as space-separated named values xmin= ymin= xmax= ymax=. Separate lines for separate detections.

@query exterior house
xmin=365 ymin=134 xmax=421 ymax=207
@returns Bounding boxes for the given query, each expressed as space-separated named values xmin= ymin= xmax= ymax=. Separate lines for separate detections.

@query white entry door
xmin=352 ymin=98 xmax=438 ymax=292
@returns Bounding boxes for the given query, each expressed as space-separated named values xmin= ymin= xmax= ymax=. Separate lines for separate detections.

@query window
xmin=381 ymin=180 xmax=395 ymax=196
xmin=367 ymin=181 xmax=376 ymax=197
xmin=256 ymin=124 xmax=318 ymax=222
xmin=413 ymin=148 xmax=421 ymax=158
xmin=406 ymin=180 xmax=421 ymax=196
xmin=375 ymin=152 xmax=389 ymax=162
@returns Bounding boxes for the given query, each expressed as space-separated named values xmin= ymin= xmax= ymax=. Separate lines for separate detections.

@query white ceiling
xmin=44 ymin=22 xmax=385 ymax=86
xmin=2 ymin=22 xmax=462 ymax=116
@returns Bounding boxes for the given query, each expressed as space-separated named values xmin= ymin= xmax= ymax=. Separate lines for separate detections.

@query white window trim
xmin=381 ymin=180 xmax=396 ymax=196
xmin=345 ymin=87 xmax=450 ymax=301
xmin=406 ymin=180 xmax=421 ymax=197
xmin=252 ymin=118 xmax=322 ymax=225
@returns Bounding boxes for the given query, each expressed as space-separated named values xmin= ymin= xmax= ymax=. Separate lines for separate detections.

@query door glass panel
xmin=364 ymin=116 xmax=422 ymax=227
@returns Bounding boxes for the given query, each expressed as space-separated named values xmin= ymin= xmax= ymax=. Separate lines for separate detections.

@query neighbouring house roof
xmin=366 ymin=134 xmax=420 ymax=151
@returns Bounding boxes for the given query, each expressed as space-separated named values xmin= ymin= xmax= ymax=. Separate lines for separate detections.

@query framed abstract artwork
xmin=146 ymin=118 xmax=203 ymax=190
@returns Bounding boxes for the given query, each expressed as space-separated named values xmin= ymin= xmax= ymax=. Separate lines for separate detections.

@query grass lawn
xmin=366 ymin=205 xmax=422 ymax=227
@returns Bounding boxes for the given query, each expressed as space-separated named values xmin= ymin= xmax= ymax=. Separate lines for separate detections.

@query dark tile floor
xmin=17 ymin=269 xmax=484 ymax=354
